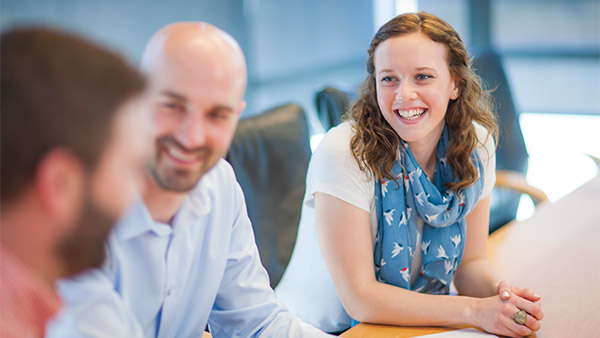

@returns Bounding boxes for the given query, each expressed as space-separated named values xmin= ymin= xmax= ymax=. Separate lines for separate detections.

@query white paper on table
xmin=414 ymin=328 xmax=499 ymax=338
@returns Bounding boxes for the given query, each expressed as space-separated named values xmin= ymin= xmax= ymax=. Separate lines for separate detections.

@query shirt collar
xmin=169 ymin=178 xmax=212 ymax=233
xmin=113 ymin=176 xmax=213 ymax=242
xmin=113 ymin=199 xmax=155 ymax=241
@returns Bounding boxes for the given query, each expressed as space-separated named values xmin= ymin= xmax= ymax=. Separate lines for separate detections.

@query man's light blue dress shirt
xmin=47 ymin=160 xmax=329 ymax=337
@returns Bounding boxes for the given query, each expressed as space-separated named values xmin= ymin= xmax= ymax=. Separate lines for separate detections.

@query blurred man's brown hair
xmin=1 ymin=27 xmax=145 ymax=204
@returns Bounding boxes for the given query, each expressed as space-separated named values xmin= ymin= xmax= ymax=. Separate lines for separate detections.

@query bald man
xmin=47 ymin=23 xmax=332 ymax=337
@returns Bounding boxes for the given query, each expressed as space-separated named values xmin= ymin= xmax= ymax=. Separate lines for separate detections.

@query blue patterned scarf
xmin=373 ymin=126 xmax=484 ymax=293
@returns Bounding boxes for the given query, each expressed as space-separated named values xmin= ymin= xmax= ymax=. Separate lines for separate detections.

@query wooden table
xmin=342 ymin=174 xmax=600 ymax=337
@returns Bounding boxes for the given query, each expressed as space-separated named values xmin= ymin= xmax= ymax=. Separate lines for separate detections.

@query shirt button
xmin=167 ymin=288 xmax=172 ymax=296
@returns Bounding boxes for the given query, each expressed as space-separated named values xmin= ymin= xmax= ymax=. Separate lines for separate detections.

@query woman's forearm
xmin=347 ymin=279 xmax=480 ymax=327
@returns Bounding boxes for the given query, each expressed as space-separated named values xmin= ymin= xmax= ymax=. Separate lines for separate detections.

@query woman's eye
xmin=381 ymin=76 xmax=397 ymax=84
xmin=416 ymin=74 xmax=432 ymax=81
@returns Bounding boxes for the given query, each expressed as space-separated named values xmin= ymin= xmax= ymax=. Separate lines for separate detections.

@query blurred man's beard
xmin=55 ymin=192 xmax=117 ymax=276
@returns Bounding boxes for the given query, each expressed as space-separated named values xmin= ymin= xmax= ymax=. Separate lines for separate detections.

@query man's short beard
xmin=148 ymin=163 xmax=204 ymax=193
xmin=55 ymin=189 xmax=117 ymax=276
xmin=149 ymin=135 xmax=215 ymax=192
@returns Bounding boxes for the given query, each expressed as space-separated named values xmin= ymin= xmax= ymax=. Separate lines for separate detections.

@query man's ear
xmin=35 ymin=148 xmax=85 ymax=225
xmin=236 ymin=100 xmax=247 ymax=118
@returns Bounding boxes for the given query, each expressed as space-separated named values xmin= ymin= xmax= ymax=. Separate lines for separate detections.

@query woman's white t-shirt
xmin=275 ymin=121 xmax=496 ymax=333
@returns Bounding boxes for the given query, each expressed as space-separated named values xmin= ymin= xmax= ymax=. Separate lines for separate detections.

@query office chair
xmin=226 ymin=103 xmax=311 ymax=287
xmin=472 ymin=49 xmax=548 ymax=232
xmin=314 ymin=86 xmax=357 ymax=131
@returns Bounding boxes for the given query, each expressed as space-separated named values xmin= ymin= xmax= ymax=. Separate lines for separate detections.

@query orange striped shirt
xmin=0 ymin=245 xmax=61 ymax=338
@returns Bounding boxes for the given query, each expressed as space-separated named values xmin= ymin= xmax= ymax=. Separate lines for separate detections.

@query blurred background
xmin=2 ymin=0 xmax=599 ymax=218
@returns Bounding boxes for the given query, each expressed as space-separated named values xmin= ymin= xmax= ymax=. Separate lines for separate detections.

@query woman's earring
xmin=451 ymin=89 xmax=459 ymax=100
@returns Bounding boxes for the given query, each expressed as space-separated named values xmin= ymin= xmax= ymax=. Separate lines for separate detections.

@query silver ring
xmin=513 ymin=310 xmax=527 ymax=325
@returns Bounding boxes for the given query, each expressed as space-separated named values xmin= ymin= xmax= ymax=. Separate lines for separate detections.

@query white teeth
xmin=395 ymin=109 xmax=426 ymax=120
xmin=165 ymin=146 xmax=199 ymax=163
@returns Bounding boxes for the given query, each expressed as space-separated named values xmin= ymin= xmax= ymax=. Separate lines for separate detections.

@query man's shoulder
xmin=205 ymin=158 xmax=237 ymax=184
xmin=207 ymin=158 xmax=236 ymax=180
xmin=189 ymin=159 xmax=239 ymax=197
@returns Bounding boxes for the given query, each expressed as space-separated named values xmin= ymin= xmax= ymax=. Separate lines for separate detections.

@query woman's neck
xmin=407 ymin=137 xmax=439 ymax=181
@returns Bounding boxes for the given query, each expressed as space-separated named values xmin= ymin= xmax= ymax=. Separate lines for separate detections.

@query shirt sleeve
xmin=207 ymin=168 xmax=332 ymax=338
xmin=304 ymin=122 xmax=374 ymax=212
xmin=474 ymin=122 xmax=497 ymax=199
xmin=45 ymin=263 xmax=144 ymax=338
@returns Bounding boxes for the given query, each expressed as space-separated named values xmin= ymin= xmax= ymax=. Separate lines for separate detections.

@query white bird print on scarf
xmin=381 ymin=180 xmax=390 ymax=197
xmin=398 ymin=211 xmax=408 ymax=227
xmin=416 ymin=192 xmax=427 ymax=206
xmin=409 ymin=167 xmax=422 ymax=184
xmin=406 ymin=207 xmax=412 ymax=221
xmin=422 ymin=240 xmax=431 ymax=254
xmin=391 ymin=242 xmax=403 ymax=258
xmin=425 ymin=212 xmax=441 ymax=223
xmin=440 ymin=156 xmax=448 ymax=167
xmin=436 ymin=245 xmax=448 ymax=259
xmin=444 ymin=260 xmax=453 ymax=275
xmin=384 ymin=209 xmax=395 ymax=226
xmin=450 ymin=234 xmax=461 ymax=248
xmin=400 ymin=268 xmax=410 ymax=282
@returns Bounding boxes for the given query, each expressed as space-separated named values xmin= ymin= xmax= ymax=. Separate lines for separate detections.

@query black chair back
xmin=314 ymin=87 xmax=356 ymax=131
xmin=226 ymin=103 xmax=311 ymax=287
xmin=473 ymin=49 xmax=529 ymax=232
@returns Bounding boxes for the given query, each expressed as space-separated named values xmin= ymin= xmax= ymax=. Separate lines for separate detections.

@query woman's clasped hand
xmin=473 ymin=280 xmax=544 ymax=337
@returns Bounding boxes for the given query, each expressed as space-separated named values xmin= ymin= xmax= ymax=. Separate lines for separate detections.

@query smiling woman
xmin=374 ymin=32 xmax=459 ymax=179
xmin=275 ymin=12 xmax=544 ymax=337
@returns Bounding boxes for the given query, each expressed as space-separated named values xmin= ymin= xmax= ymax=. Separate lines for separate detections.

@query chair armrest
xmin=495 ymin=170 xmax=549 ymax=205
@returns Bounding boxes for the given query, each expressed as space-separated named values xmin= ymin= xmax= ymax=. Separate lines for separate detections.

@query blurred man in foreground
xmin=47 ymin=22 xmax=332 ymax=337
xmin=0 ymin=27 xmax=146 ymax=337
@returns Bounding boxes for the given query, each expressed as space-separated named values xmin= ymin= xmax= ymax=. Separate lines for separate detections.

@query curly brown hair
xmin=348 ymin=12 xmax=497 ymax=193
